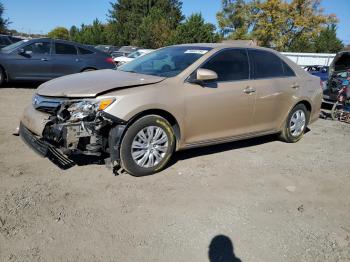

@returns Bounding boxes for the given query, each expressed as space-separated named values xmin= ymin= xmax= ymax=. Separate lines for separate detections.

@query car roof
xmin=170 ymin=42 xmax=281 ymax=52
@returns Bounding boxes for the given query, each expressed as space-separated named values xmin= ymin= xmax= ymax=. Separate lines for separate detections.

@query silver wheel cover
xmin=131 ymin=126 xmax=169 ymax=168
xmin=289 ymin=109 xmax=306 ymax=137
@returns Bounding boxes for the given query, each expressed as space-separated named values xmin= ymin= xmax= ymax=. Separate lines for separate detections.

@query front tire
xmin=280 ymin=104 xmax=309 ymax=143
xmin=119 ymin=115 xmax=175 ymax=177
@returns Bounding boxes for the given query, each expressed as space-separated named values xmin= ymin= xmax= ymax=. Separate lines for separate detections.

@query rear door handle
xmin=243 ymin=86 xmax=256 ymax=94
xmin=291 ymin=83 xmax=299 ymax=89
xmin=41 ymin=58 xmax=48 ymax=61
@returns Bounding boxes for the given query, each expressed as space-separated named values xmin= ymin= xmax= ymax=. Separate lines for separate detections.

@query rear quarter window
xmin=282 ymin=61 xmax=296 ymax=77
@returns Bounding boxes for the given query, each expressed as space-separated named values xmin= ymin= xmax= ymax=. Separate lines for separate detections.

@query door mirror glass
xmin=196 ymin=68 xmax=218 ymax=81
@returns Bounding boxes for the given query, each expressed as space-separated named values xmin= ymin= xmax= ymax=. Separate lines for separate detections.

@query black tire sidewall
xmin=283 ymin=104 xmax=309 ymax=143
xmin=120 ymin=115 xmax=175 ymax=176
xmin=0 ymin=68 xmax=4 ymax=86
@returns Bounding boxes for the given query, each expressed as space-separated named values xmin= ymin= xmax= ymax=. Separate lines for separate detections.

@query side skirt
xmin=183 ymin=130 xmax=279 ymax=150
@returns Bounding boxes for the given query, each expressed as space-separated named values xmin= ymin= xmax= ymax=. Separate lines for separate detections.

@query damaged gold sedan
xmin=20 ymin=44 xmax=322 ymax=176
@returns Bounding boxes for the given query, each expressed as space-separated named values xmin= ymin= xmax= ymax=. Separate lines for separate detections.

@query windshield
xmin=127 ymin=51 xmax=142 ymax=58
xmin=1 ymin=40 xmax=27 ymax=53
xmin=118 ymin=46 xmax=212 ymax=77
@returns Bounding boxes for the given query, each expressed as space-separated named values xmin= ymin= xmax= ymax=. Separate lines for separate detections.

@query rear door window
xmin=55 ymin=43 xmax=77 ymax=55
xmin=248 ymin=50 xmax=285 ymax=79
xmin=78 ymin=47 xmax=94 ymax=55
xmin=201 ymin=49 xmax=249 ymax=81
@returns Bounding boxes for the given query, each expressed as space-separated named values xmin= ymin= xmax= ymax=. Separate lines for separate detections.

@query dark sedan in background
xmin=0 ymin=34 xmax=22 ymax=48
xmin=304 ymin=65 xmax=329 ymax=82
xmin=0 ymin=38 xmax=116 ymax=85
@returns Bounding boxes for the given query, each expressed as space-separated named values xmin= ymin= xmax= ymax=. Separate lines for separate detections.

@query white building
xmin=281 ymin=52 xmax=336 ymax=67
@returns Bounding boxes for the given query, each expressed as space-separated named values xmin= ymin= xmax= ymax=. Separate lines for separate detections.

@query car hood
xmin=36 ymin=69 xmax=166 ymax=98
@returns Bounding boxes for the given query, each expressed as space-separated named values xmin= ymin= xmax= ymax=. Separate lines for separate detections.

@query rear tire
xmin=82 ymin=68 xmax=96 ymax=72
xmin=280 ymin=104 xmax=309 ymax=143
xmin=0 ymin=68 xmax=5 ymax=86
xmin=119 ymin=115 xmax=176 ymax=177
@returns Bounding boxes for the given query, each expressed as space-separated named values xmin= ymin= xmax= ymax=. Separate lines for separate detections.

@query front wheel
xmin=331 ymin=101 xmax=342 ymax=121
xmin=119 ymin=115 xmax=176 ymax=176
xmin=280 ymin=104 xmax=309 ymax=143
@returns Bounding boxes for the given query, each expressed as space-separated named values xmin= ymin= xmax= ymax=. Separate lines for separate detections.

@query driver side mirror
xmin=188 ymin=68 xmax=218 ymax=86
xmin=197 ymin=68 xmax=218 ymax=81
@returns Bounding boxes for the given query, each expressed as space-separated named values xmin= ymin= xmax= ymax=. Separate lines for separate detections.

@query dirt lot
xmin=0 ymin=87 xmax=349 ymax=262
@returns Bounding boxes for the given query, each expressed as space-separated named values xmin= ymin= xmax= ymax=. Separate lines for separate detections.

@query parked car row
xmin=0 ymin=34 xmax=22 ymax=48
xmin=113 ymin=49 xmax=154 ymax=66
xmin=94 ymin=44 xmax=141 ymax=58
xmin=0 ymin=38 xmax=116 ymax=85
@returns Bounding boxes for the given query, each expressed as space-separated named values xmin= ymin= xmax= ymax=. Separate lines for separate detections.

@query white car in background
xmin=114 ymin=49 xmax=154 ymax=66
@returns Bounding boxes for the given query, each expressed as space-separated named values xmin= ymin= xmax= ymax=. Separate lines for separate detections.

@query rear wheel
xmin=119 ymin=115 xmax=175 ymax=176
xmin=0 ymin=68 xmax=5 ymax=86
xmin=280 ymin=104 xmax=309 ymax=143
xmin=82 ymin=68 xmax=96 ymax=72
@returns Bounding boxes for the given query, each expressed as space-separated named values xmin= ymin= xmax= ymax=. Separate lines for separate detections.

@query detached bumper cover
xmin=19 ymin=122 xmax=75 ymax=169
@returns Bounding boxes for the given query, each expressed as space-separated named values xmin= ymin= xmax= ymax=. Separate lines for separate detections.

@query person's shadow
xmin=208 ymin=235 xmax=242 ymax=262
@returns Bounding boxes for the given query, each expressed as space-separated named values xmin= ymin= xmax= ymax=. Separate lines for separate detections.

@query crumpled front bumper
xmin=21 ymin=105 xmax=51 ymax=136
xmin=19 ymin=122 xmax=75 ymax=169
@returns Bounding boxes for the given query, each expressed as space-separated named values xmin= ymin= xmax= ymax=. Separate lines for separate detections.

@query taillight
xmin=105 ymin=57 xmax=115 ymax=64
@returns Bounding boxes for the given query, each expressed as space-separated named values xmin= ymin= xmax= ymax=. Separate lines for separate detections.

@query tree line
xmin=0 ymin=0 xmax=345 ymax=53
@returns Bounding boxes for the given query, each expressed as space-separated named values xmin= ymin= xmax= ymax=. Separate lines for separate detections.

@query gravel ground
xmin=0 ymin=87 xmax=349 ymax=262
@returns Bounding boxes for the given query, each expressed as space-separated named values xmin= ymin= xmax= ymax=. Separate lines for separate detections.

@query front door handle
xmin=41 ymin=58 xmax=48 ymax=61
xmin=243 ymin=86 xmax=256 ymax=94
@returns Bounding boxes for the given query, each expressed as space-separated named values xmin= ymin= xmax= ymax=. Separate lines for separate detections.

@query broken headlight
xmin=59 ymin=98 xmax=116 ymax=122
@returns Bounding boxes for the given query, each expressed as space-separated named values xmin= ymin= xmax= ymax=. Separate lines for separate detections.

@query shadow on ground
xmin=51 ymin=133 xmax=280 ymax=172
xmin=209 ymin=235 xmax=242 ymax=262
xmin=169 ymin=134 xmax=277 ymax=167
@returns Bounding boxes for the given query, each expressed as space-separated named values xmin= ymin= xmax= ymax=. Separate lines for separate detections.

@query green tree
xmin=314 ymin=24 xmax=343 ymax=53
xmin=69 ymin=25 xmax=79 ymax=41
xmin=216 ymin=0 xmax=337 ymax=52
xmin=48 ymin=27 xmax=70 ymax=40
xmin=217 ymin=0 xmax=257 ymax=39
xmin=108 ymin=0 xmax=183 ymax=46
xmin=170 ymin=13 xmax=220 ymax=44
xmin=0 ymin=1 xmax=10 ymax=34
xmin=136 ymin=8 xmax=173 ymax=48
